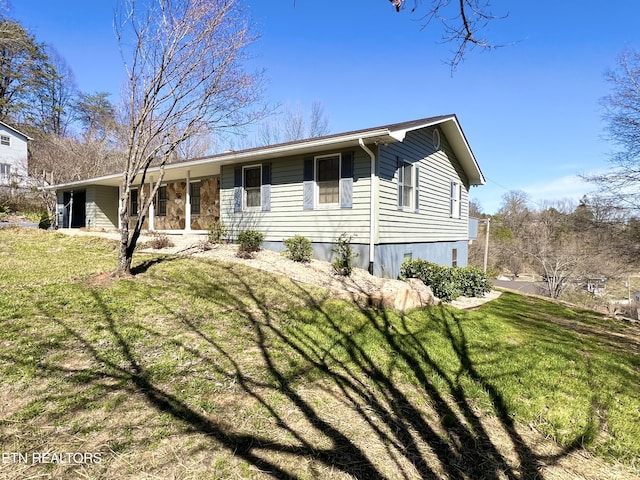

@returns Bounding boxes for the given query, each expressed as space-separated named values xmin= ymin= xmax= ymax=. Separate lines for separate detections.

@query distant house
xmin=0 ymin=121 xmax=31 ymax=188
xmin=47 ymin=115 xmax=485 ymax=278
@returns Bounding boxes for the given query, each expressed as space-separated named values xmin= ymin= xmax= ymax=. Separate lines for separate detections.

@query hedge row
xmin=399 ymin=259 xmax=492 ymax=302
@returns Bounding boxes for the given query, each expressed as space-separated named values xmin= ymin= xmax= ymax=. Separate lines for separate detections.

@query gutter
xmin=359 ymin=138 xmax=376 ymax=275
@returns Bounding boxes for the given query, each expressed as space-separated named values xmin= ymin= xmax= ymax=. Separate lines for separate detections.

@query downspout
xmin=359 ymin=138 xmax=376 ymax=275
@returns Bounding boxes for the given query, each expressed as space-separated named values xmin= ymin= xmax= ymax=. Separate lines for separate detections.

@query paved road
xmin=492 ymin=279 xmax=547 ymax=296
xmin=0 ymin=221 xmax=38 ymax=228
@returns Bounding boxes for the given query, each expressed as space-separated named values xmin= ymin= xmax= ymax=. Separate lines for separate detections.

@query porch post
xmin=148 ymin=176 xmax=155 ymax=231
xmin=185 ymin=170 xmax=191 ymax=232
xmin=118 ymin=185 xmax=122 ymax=230
xmin=68 ymin=191 xmax=73 ymax=229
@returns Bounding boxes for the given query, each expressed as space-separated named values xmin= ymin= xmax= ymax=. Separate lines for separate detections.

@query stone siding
xmin=153 ymin=176 xmax=219 ymax=230
xmin=191 ymin=177 xmax=220 ymax=230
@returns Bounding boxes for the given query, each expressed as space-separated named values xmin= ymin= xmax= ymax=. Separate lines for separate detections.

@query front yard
xmin=1 ymin=228 xmax=639 ymax=479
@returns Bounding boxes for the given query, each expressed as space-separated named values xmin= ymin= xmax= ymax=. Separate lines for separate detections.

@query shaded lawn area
xmin=0 ymin=228 xmax=639 ymax=479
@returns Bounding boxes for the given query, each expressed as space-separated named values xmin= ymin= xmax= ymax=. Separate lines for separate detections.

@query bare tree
xmin=307 ymin=100 xmax=330 ymax=138
xmin=389 ymin=0 xmax=506 ymax=69
xmin=586 ymin=49 xmax=640 ymax=213
xmin=113 ymin=0 xmax=264 ymax=276
xmin=256 ymin=101 xmax=330 ymax=146
xmin=30 ymin=45 xmax=78 ymax=137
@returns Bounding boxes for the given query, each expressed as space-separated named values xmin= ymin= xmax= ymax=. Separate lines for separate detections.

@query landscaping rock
xmin=367 ymin=278 xmax=439 ymax=312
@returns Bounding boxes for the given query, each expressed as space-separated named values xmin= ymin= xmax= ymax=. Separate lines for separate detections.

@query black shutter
xmin=303 ymin=157 xmax=314 ymax=210
xmin=233 ymin=166 xmax=242 ymax=213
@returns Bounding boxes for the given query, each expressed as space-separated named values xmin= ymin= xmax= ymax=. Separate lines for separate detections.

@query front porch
xmin=124 ymin=175 xmax=221 ymax=234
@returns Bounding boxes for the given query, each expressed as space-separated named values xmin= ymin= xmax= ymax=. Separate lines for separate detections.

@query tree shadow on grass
xmin=13 ymin=260 xmax=598 ymax=479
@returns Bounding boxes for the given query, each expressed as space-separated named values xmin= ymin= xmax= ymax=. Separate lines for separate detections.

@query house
xmin=0 ymin=121 xmax=31 ymax=188
xmin=48 ymin=115 xmax=485 ymax=278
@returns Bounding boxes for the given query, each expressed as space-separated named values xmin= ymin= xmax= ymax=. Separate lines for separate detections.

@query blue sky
xmin=9 ymin=1 xmax=640 ymax=213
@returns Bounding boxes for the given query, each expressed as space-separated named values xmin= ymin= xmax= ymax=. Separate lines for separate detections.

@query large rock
xmin=367 ymin=278 xmax=439 ymax=312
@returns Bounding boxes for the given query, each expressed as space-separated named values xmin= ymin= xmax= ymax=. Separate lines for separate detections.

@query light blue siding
xmin=221 ymin=149 xmax=372 ymax=243
xmin=377 ymin=127 xmax=470 ymax=244
xmin=375 ymin=241 xmax=469 ymax=279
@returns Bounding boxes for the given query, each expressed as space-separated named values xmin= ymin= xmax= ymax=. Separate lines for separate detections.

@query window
xmin=450 ymin=181 xmax=462 ymax=218
xmin=130 ymin=189 xmax=138 ymax=216
xmin=397 ymin=161 xmax=415 ymax=209
xmin=1 ymin=135 xmax=10 ymax=146
xmin=157 ymin=186 xmax=167 ymax=216
xmin=0 ymin=163 xmax=11 ymax=180
xmin=316 ymin=154 xmax=340 ymax=205
xmin=234 ymin=164 xmax=271 ymax=213
xmin=433 ymin=129 xmax=441 ymax=150
xmin=452 ymin=248 xmax=458 ymax=267
xmin=190 ymin=182 xmax=201 ymax=215
xmin=243 ymin=165 xmax=262 ymax=209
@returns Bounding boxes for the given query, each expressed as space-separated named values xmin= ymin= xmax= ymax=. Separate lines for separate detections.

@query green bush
xmin=208 ymin=220 xmax=228 ymax=244
xmin=457 ymin=266 xmax=493 ymax=297
xmin=237 ymin=230 xmax=264 ymax=258
xmin=38 ymin=213 xmax=53 ymax=230
xmin=283 ymin=235 xmax=313 ymax=263
xmin=332 ymin=233 xmax=358 ymax=276
xmin=400 ymin=259 xmax=492 ymax=302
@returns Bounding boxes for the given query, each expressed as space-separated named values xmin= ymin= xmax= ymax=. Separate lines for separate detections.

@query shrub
xmin=208 ymin=220 xmax=228 ymax=244
xmin=457 ymin=266 xmax=493 ymax=297
xmin=400 ymin=259 xmax=492 ymax=302
xmin=38 ymin=213 xmax=53 ymax=230
xmin=283 ymin=235 xmax=313 ymax=263
xmin=147 ymin=232 xmax=174 ymax=249
xmin=332 ymin=233 xmax=358 ymax=276
xmin=237 ymin=230 xmax=264 ymax=258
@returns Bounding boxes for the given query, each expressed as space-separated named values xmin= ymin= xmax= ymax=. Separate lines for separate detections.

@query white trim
xmin=242 ymin=164 xmax=262 ymax=211
xmin=450 ymin=181 xmax=462 ymax=219
xmin=185 ymin=170 xmax=191 ymax=231
xmin=397 ymin=160 xmax=416 ymax=211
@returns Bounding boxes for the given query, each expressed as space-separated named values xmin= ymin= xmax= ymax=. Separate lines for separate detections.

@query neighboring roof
xmin=0 ymin=121 xmax=32 ymax=141
xmin=46 ymin=114 xmax=485 ymax=190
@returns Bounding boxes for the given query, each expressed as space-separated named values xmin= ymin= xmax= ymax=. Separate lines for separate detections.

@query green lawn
xmin=1 ymin=228 xmax=639 ymax=479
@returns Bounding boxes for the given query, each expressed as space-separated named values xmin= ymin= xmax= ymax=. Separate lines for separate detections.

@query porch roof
xmin=46 ymin=114 xmax=485 ymax=190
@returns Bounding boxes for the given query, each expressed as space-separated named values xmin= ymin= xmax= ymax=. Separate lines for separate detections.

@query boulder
xmin=367 ymin=278 xmax=439 ymax=313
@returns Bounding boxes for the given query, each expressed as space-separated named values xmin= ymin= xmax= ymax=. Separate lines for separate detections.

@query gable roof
xmin=0 ymin=121 xmax=32 ymax=141
xmin=46 ymin=114 xmax=485 ymax=189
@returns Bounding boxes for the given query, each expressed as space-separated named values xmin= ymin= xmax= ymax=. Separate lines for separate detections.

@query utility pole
xmin=483 ymin=217 xmax=491 ymax=273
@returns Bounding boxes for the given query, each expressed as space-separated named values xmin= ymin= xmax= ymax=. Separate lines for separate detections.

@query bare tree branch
xmin=584 ymin=49 xmax=640 ymax=213
xmin=389 ymin=0 xmax=508 ymax=70
xmin=113 ymin=0 xmax=265 ymax=275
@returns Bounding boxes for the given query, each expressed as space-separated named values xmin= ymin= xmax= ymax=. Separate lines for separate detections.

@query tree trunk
xmin=114 ymin=214 xmax=133 ymax=276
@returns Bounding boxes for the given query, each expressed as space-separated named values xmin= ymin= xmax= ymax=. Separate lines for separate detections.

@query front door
xmin=62 ymin=190 xmax=86 ymax=228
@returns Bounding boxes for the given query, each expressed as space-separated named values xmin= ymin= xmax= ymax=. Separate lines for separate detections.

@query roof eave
xmin=46 ymin=114 xmax=486 ymax=189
